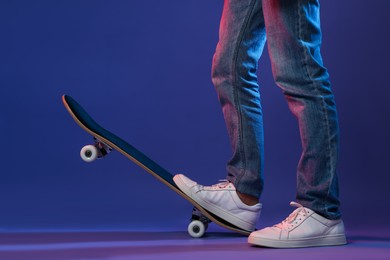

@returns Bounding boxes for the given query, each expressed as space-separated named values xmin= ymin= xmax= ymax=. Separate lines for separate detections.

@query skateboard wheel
xmin=80 ymin=145 xmax=98 ymax=162
xmin=188 ymin=220 xmax=206 ymax=238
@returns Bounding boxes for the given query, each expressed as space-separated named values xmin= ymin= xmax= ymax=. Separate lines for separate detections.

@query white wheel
xmin=188 ymin=220 xmax=206 ymax=238
xmin=80 ymin=145 xmax=98 ymax=162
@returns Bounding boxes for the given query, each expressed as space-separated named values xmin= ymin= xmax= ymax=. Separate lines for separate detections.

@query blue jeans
xmin=212 ymin=0 xmax=341 ymax=219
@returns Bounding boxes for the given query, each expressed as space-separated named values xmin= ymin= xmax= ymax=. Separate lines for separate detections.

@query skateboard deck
xmin=62 ymin=94 xmax=250 ymax=237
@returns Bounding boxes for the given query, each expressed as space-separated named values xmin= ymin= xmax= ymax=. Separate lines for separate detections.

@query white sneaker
xmin=173 ymin=174 xmax=261 ymax=231
xmin=248 ymin=202 xmax=347 ymax=248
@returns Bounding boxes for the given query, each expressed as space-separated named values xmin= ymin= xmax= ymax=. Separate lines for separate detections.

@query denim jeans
xmin=212 ymin=0 xmax=341 ymax=219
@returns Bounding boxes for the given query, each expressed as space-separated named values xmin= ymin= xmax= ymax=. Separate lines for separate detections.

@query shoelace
xmin=275 ymin=202 xmax=308 ymax=230
xmin=197 ymin=179 xmax=231 ymax=192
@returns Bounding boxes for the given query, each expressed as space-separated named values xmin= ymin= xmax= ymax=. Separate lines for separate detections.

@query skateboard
xmin=62 ymin=94 xmax=251 ymax=237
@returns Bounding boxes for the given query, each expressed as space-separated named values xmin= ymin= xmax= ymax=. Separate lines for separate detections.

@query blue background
xmin=1 ymin=0 xmax=389 ymax=233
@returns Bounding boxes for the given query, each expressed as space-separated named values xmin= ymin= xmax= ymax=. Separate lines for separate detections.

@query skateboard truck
xmin=188 ymin=207 xmax=211 ymax=238
xmin=80 ymin=137 xmax=113 ymax=162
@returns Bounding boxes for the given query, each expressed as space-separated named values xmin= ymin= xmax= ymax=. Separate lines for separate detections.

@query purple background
xmin=1 ymin=0 xmax=389 ymax=234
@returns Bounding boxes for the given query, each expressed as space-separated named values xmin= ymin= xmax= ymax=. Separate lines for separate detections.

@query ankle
xmin=236 ymin=191 xmax=259 ymax=206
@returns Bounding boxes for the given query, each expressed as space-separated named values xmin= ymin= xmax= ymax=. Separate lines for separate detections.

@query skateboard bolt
xmin=192 ymin=226 xmax=200 ymax=233
xmin=85 ymin=150 xmax=92 ymax=157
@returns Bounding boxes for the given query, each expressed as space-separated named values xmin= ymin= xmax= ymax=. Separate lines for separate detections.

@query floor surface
xmin=1 ymin=227 xmax=389 ymax=260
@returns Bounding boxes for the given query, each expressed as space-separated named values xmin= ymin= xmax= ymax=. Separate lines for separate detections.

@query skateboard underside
xmin=62 ymin=94 xmax=250 ymax=237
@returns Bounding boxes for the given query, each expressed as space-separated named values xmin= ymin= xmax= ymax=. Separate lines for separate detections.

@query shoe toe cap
xmin=174 ymin=174 xmax=198 ymax=188
xmin=250 ymin=226 xmax=281 ymax=239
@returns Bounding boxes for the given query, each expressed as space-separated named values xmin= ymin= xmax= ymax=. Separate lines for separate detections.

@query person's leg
xmin=248 ymin=0 xmax=345 ymax=248
xmin=173 ymin=0 xmax=266 ymax=231
xmin=264 ymin=0 xmax=341 ymax=220
xmin=212 ymin=0 xmax=267 ymax=200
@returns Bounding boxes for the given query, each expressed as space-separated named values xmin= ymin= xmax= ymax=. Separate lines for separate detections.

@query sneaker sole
xmin=174 ymin=176 xmax=255 ymax=232
xmin=248 ymin=234 xmax=347 ymax=248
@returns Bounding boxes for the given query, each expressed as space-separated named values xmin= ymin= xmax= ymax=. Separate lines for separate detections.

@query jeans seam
xmin=231 ymin=0 xmax=258 ymax=190
xmin=297 ymin=0 xmax=333 ymax=217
